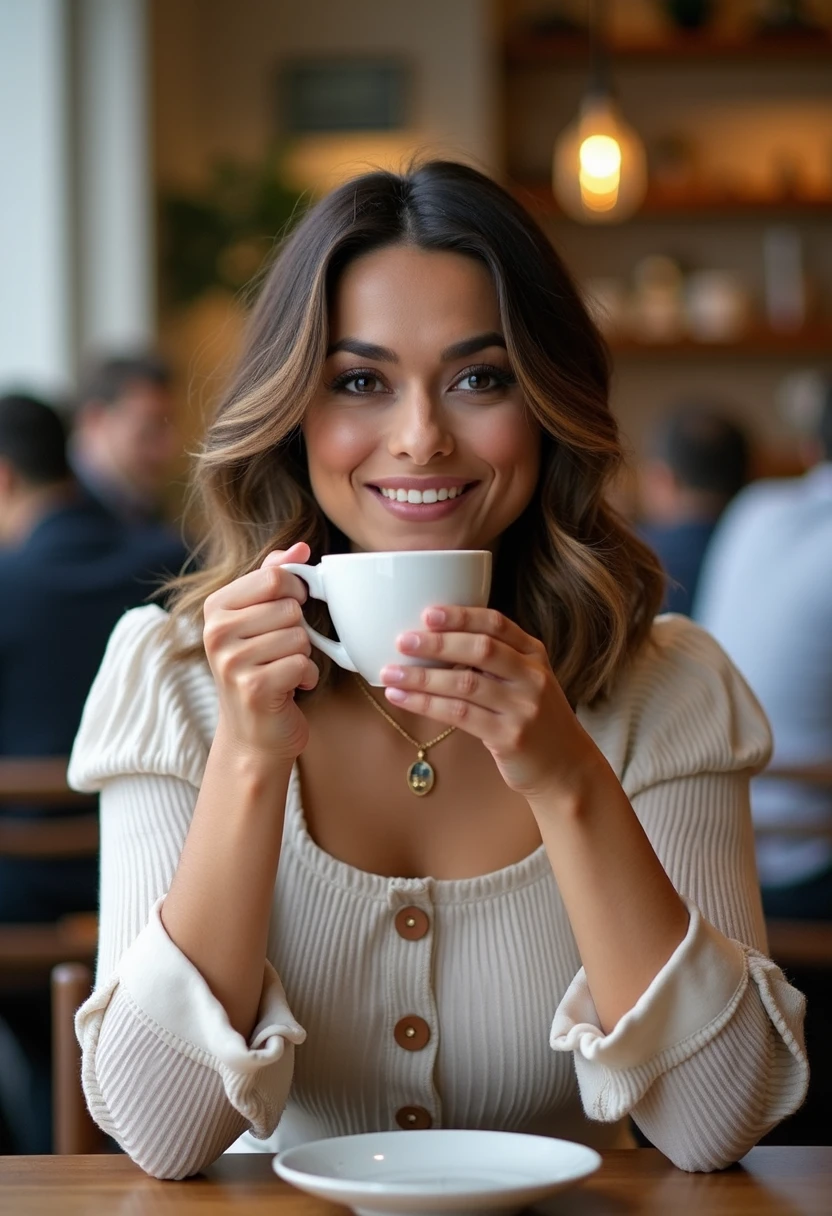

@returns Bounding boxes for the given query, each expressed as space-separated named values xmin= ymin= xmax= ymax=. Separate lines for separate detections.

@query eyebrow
xmin=326 ymin=331 xmax=507 ymax=363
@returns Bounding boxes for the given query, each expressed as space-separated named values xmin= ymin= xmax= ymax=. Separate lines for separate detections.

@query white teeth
xmin=379 ymin=485 xmax=466 ymax=503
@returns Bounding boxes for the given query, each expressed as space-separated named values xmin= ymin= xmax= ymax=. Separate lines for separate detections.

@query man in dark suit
xmin=0 ymin=392 xmax=188 ymax=1151
xmin=69 ymin=351 xmax=181 ymax=528
xmin=638 ymin=404 xmax=750 ymax=616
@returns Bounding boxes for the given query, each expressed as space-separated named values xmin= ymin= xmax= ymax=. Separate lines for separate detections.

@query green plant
xmin=159 ymin=150 xmax=309 ymax=308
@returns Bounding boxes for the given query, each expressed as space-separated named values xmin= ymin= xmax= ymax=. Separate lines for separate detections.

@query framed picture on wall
xmin=278 ymin=58 xmax=409 ymax=133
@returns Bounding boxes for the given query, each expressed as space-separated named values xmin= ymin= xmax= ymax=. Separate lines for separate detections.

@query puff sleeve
xmin=550 ymin=616 xmax=809 ymax=1170
xmin=68 ymin=607 xmax=305 ymax=1179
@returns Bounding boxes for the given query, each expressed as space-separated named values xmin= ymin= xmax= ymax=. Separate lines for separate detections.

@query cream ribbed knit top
xmin=69 ymin=606 xmax=808 ymax=1180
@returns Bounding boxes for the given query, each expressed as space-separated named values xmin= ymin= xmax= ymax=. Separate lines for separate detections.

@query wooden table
xmin=1 ymin=1148 xmax=831 ymax=1215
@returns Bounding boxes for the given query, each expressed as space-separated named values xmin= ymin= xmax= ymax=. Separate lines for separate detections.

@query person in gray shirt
xmin=694 ymin=384 xmax=832 ymax=919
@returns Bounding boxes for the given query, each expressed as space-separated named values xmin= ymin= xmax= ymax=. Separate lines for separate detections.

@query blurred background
xmin=1 ymin=0 xmax=831 ymax=510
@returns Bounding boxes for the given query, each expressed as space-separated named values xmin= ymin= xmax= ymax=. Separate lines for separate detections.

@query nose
xmin=387 ymin=385 xmax=454 ymax=464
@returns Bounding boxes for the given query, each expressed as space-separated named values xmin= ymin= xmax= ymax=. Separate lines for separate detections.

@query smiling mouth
xmin=370 ymin=483 xmax=476 ymax=505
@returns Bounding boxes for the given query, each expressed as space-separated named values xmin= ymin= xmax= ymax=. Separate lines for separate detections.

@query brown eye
xmin=352 ymin=375 xmax=378 ymax=393
xmin=452 ymin=364 xmax=516 ymax=394
xmin=460 ymin=371 xmax=493 ymax=391
xmin=331 ymin=371 xmax=386 ymax=395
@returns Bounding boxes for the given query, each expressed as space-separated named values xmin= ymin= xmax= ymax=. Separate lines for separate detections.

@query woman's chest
xmin=298 ymin=713 xmax=542 ymax=880
xmin=268 ymin=852 xmax=581 ymax=1131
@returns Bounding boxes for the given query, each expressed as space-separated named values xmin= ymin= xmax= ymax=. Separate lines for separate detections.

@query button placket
xmin=387 ymin=884 xmax=440 ymax=1130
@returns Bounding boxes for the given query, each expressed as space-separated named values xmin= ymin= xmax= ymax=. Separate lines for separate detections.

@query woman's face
xmin=303 ymin=244 xmax=541 ymax=553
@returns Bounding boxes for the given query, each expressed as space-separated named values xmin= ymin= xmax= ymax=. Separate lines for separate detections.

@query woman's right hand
xmin=203 ymin=541 xmax=318 ymax=761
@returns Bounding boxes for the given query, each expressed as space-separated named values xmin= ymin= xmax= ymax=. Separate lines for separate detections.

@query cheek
xmin=303 ymin=410 xmax=378 ymax=482
xmin=474 ymin=412 xmax=540 ymax=479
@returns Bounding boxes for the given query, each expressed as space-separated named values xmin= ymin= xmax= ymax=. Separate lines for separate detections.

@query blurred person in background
xmin=0 ymin=391 xmax=187 ymax=1153
xmin=694 ymin=383 xmax=832 ymax=920
xmin=70 ymin=351 xmax=182 ymax=530
xmin=694 ymin=382 xmax=832 ymax=1146
xmin=638 ymin=405 xmax=750 ymax=616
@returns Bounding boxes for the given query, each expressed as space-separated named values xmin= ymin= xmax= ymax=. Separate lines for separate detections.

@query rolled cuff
xmin=550 ymin=903 xmax=747 ymax=1119
xmin=76 ymin=899 xmax=305 ymax=1136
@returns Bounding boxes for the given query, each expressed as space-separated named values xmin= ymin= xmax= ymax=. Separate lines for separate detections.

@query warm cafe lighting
xmin=553 ymin=92 xmax=647 ymax=223
xmin=579 ymin=133 xmax=622 ymax=209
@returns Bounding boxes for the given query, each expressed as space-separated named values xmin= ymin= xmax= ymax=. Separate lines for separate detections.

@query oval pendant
xmin=407 ymin=758 xmax=435 ymax=797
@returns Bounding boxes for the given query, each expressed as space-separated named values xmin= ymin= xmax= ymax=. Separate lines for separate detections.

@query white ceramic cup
xmin=281 ymin=549 xmax=492 ymax=687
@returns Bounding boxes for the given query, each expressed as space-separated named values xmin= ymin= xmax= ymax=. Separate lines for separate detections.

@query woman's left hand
xmin=380 ymin=606 xmax=599 ymax=802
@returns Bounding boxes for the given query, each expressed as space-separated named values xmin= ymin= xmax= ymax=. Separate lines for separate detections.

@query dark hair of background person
xmin=78 ymin=352 xmax=171 ymax=406
xmin=651 ymin=405 xmax=750 ymax=502
xmin=0 ymin=393 xmax=69 ymax=485
xmin=163 ymin=159 xmax=665 ymax=708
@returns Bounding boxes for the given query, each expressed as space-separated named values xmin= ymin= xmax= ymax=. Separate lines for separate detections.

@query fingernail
xmin=399 ymin=632 xmax=420 ymax=651
xmin=381 ymin=665 xmax=406 ymax=683
xmin=424 ymin=608 xmax=446 ymax=626
xmin=386 ymin=687 xmax=408 ymax=703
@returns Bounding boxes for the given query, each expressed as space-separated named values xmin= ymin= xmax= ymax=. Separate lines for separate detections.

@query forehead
xmin=329 ymin=246 xmax=501 ymax=343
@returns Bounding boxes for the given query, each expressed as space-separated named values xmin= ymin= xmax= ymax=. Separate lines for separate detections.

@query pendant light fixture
xmin=552 ymin=0 xmax=648 ymax=223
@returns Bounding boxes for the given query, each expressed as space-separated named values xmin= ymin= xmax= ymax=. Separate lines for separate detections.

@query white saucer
xmin=273 ymin=1129 xmax=601 ymax=1216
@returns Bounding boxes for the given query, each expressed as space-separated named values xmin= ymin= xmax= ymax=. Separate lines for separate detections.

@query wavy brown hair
xmin=165 ymin=160 xmax=663 ymax=707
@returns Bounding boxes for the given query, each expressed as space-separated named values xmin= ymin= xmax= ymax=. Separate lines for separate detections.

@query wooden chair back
xmin=0 ymin=758 xmax=98 ymax=987
xmin=51 ymin=962 xmax=106 ymax=1154
xmin=755 ymin=761 xmax=832 ymax=970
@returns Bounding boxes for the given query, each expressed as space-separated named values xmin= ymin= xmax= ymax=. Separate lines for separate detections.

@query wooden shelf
xmin=514 ymin=180 xmax=832 ymax=221
xmin=608 ymin=326 xmax=832 ymax=356
xmin=505 ymin=29 xmax=832 ymax=66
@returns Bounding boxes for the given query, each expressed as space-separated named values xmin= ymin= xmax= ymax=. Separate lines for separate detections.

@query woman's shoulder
xmin=580 ymin=613 xmax=772 ymax=797
xmin=68 ymin=604 xmax=217 ymax=793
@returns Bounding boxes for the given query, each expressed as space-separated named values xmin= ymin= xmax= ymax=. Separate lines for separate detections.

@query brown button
xmin=394 ymin=1015 xmax=430 ymax=1051
xmin=395 ymin=1105 xmax=433 ymax=1130
xmin=395 ymin=906 xmax=430 ymax=941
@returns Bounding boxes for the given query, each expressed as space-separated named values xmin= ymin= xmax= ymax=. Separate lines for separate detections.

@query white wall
xmin=76 ymin=0 xmax=155 ymax=354
xmin=0 ymin=0 xmax=73 ymax=394
xmin=0 ymin=0 xmax=155 ymax=397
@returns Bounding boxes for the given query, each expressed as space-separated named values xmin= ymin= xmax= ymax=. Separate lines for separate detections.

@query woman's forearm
xmin=160 ymin=721 xmax=293 ymax=1038
xmin=529 ymin=751 xmax=690 ymax=1034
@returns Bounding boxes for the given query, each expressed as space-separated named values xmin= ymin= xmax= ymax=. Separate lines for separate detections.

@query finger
xmin=289 ymin=654 xmax=320 ymax=692
xmin=208 ymin=546 xmax=310 ymax=612
xmin=230 ymin=627 xmax=312 ymax=670
xmin=382 ymin=686 xmax=496 ymax=742
xmin=261 ymin=541 xmax=309 ymax=569
xmin=255 ymin=652 xmax=320 ymax=696
xmin=381 ymin=662 xmax=505 ymax=710
xmin=422 ymin=606 xmax=542 ymax=657
xmin=232 ymin=596 xmax=305 ymax=641
xmin=396 ymin=629 xmax=524 ymax=681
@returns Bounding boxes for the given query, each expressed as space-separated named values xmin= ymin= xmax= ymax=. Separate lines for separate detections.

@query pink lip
xmin=368 ymin=483 xmax=475 ymax=522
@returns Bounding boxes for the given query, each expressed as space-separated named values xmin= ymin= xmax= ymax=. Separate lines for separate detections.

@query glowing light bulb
xmin=553 ymin=95 xmax=647 ymax=223
xmin=579 ymin=134 xmax=622 ymax=210
xmin=579 ymin=134 xmax=621 ymax=179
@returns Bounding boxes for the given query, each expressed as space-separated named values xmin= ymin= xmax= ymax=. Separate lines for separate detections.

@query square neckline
xmin=283 ymin=764 xmax=552 ymax=906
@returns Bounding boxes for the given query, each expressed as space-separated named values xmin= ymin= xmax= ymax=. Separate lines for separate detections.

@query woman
xmin=69 ymin=161 xmax=807 ymax=1179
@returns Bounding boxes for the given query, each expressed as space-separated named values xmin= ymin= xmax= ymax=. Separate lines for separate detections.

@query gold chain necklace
xmin=354 ymin=675 xmax=456 ymax=797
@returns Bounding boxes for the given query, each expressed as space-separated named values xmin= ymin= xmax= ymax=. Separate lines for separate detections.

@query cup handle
xmin=280 ymin=562 xmax=359 ymax=674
